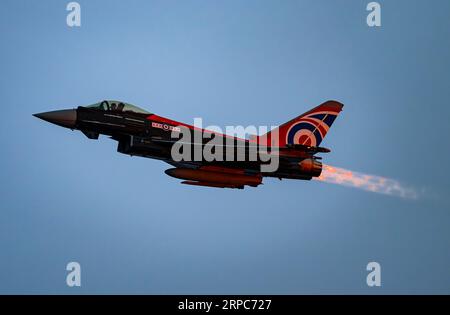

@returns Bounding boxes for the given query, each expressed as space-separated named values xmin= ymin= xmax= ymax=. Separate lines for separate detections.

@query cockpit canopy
xmin=86 ymin=100 xmax=151 ymax=114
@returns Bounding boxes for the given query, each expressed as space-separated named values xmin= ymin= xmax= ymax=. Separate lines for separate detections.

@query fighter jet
xmin=33 ymin=100 xmax=343 ymax=189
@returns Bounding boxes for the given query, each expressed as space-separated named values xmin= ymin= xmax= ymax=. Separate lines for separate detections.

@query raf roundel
xmin=286 ymin=112 xmax=338 ymax=146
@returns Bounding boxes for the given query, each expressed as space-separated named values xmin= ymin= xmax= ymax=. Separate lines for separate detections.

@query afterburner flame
xmin=315 ymin=164 xmax=418 ymax=199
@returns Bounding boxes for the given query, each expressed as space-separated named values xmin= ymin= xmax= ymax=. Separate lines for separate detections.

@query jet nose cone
xmin=33 ymin=109 xmax=77 ymax=129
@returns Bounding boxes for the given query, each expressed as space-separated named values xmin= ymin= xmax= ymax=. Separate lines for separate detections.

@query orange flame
xmin=314 ymin=164 xmax=418 ymax=199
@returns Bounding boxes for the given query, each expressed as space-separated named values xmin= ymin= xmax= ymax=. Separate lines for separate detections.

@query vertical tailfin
xmin=257 ymin=100 xmax=343 ymax=147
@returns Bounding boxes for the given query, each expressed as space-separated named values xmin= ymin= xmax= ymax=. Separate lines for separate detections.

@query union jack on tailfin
xmin=257 ymin=100 xmax=343 ymax=147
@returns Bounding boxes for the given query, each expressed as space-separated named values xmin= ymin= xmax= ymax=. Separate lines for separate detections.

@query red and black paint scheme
xmin=33 ymin=100 xmax=343 ymax=189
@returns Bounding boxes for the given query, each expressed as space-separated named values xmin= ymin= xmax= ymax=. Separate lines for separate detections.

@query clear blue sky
xmin=1 ymin=0 xmax=449 ymax=294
